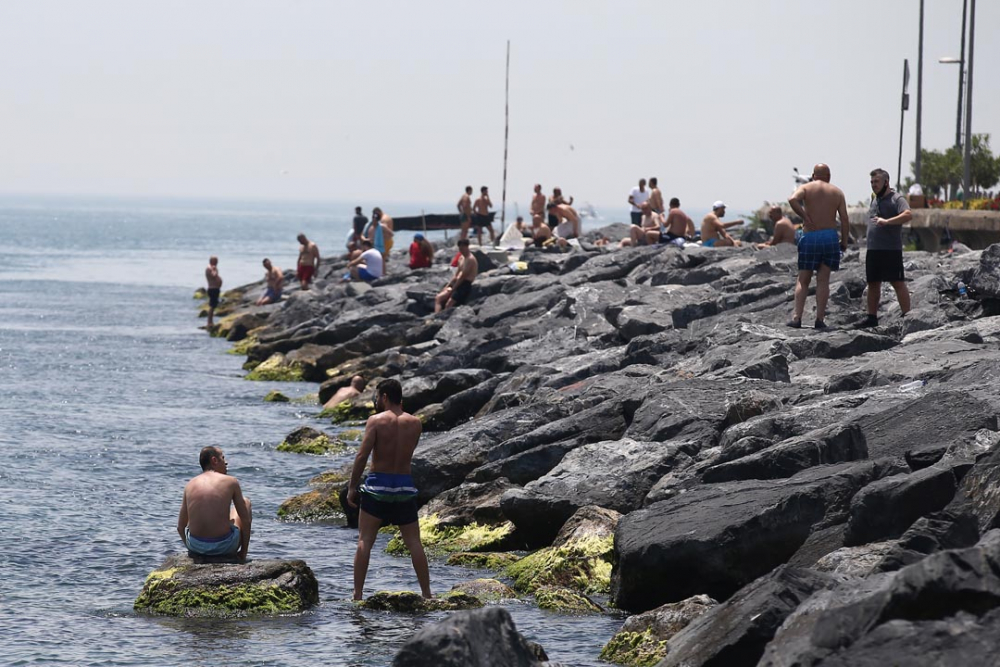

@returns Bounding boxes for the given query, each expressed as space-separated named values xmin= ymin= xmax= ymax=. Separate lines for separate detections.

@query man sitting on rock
xmin=434 ymin=238 xmax=478 ymax=312
xmin=347 ymin=379 xmax=431 ymax=600
xmin=323 ymin=375 xmax=366 ymax=410
xmin=177 ymin=446 xmax=252 ymax=562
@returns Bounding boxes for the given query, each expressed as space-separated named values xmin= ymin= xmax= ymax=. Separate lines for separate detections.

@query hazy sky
xmin=2 ymin=1 xmax=997 ymax=213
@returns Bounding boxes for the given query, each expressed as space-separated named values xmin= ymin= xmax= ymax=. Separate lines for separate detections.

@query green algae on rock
xmin=277 ymin=487 xmax=344 ymax=522
xmin=599 ymin=629 xmax=667 ymax=667
xmin=385 ymin=516 xmax=515 ymax=557
xmin=534 ymin=586 xmax=603 ymax=613
xmin=245 ymin=353 xmax=304 ymax=382
xmin=450 ymin=578 xmax=517 ymax=603
xmin=264 ymin=390 xmax=290 ymax=403
xmin=227 ymin=334 xmax=258 ymax=356
xmin=446 ymin=551 xmax=522 ymax=570
xmin=308 ymin=468 xmax=350 ymax=486
xmin=276 ymin=426 xmax=344 ymax=455
xmin=358 ymin=589 xmax=483 ymax=613
xmin=337 ymin=428 xmax=364 ymax=442
xmin=318 ymin=399 xmax=375 ymax=423
xmin=133 ymin=554 xmax=318 ymax=617
xmin=504 ymin=535 xmax=614 ymax=595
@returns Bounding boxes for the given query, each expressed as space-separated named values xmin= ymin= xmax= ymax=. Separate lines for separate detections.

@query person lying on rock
xmin=323 ymin=375 xmax=365 ymax=410
xmin=177 ymin=446 xmax=252 ymax=562
xmin=434 ymin=238 xmax=478 ymax=312
xmin=347 ymin=379 xmax=432 ymax=600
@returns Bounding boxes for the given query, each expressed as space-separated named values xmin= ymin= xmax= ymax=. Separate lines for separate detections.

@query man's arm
xmin=313 ymin=245 xmax=321 ymax=268
xmin=838 ymin=195 xmax=851 ymax=249
xmin=723 ymin=220 xmax=744 ymax=229
xmin=628 ymin=192 xmax=636 ymax=207
xmin=347 ymin=417 xmax=378 ymax=508
xmin=177 ymin=491 xmax=188 ymax=544
xmin=231 ymin=481 xmax=251 ymax=561
xmin=788 ymin=185 xmax=811 ymax=227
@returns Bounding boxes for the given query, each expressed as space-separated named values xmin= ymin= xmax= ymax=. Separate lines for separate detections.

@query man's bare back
xmin=177 ymin=447 xmax=251 ymax=561
xmin=665 ymin=208 xmax=692 ymax=237
xmin=458 ymin=192 xmax=472 ymax=217
xmin=793 ymin=180 xmax=848 ymax=232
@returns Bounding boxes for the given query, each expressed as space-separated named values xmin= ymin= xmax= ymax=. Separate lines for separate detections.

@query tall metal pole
xmin=897 ymin=59 xmax=909 ymax=192
xmin=500 ymin=40 xmax=510 ymax=238
xmin=956 ymin=0 xmax=968 ymax=148
xmin=914 ymin=0 xmax=924 ymax=186
xmin=962 ymin=0 xmax=976 ymax=209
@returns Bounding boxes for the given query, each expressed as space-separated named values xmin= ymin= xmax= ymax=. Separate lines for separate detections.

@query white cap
xmin=712 ymin=200 xmax=726 ymax=210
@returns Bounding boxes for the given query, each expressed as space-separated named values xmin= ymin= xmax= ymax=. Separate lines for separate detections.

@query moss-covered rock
xmin=450 ymin=578 xmax=517 ymax=603
xmin=504 ymin=535 xmax=614 ymax=595
xmin=337 ymin=428 xmax=364 ymax=442
xmin=245 ymin=353 xmax=304 ymax=382
xmin=227 ymin=335 xmax=258 ymax=356
xmin=194 ymin=288 xmax=208 ymax=299
xmin=318 ymin=398 xmax=375 ymax=423
xmin=309 ymin=469 xmax=350 ymax=486
xmin=599 ymin=629 xmax=667 ymax=667
xmin=446 ymin=552 xmax=522 ymax=570
xmin=277 ymin=486 xmax=345 ymax=521
xmin=358 ymin=590 xmax=483 ymax=613
xmin=264 ymin=390 xmax=290 ymax=403
xmin=290 ymin=392 xmax=319 ymax=405
xmin=133 ymin=554 xmax=318 ymax=617
xmin=212 ymin=312 xmax=243 ymax=339
xmin=276 ymin=426 xmax=344 ymax=455
xmin=385 ymin=516 xmax=516 ymax=557
xmin=534 ymin=586 xmax=603 ymax=613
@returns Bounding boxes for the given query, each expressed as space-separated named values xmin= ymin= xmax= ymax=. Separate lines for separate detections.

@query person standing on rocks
xmin=648 ymin=177 xmax=664 ymax=214
xmin=531 ymin=184 xmax=546 ymax=223
xmin=177 ymin=446 xmax=252 ymax=562
xmin=204 ymin=256 xmax=222 ymax=329
xmin=472 ymin=186 xmax=495 ymax=247
xmin=628 ymin=178 xmax=649 ymax=227
xmin=255 ymin=258 xmax=283 ymax=306
xmin=786 ymin=163 xmax=850 ymax=329
xmin=860 ymin=168 xmax=912 ymax=327
xmin=457 ymin=186 xmax=473 ymax=241
xmin=347 ymin=379 xmax=431 ymax=601
xmin=349 ymin=206 xmax=367 ymax=255
xmin=296 ymin=233 xmax=320 ymax=290
xmin=435 ymin=238 xmax=478 ymax=312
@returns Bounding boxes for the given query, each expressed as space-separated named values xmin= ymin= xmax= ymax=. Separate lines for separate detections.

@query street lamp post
xmin=915 ymin=0 xmax=924 ymax=186
xmin=962 ymin=0 xmax=976 ymax=210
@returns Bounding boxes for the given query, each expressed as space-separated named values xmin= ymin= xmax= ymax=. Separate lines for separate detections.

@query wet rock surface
xmin=212 ymin=235 xmax=1000 ymax=663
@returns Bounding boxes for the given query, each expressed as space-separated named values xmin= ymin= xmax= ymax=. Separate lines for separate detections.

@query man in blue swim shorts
xmin=787 ymin=163 xmax=850 ymax=330
xmin=347 ymin=379 xmax=431 ymax=601
xmin=177 ymin=446 xmax=252 ymax=562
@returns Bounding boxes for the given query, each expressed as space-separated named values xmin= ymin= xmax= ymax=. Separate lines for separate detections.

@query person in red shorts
xmin=296 ymin=233 xmax=320 ymax=289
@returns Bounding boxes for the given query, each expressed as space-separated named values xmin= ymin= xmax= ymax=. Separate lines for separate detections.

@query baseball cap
xmin=414 ymin=232 xmax=424 ymax=240
xmin=712 ymin=200 xmax=726 ymax=210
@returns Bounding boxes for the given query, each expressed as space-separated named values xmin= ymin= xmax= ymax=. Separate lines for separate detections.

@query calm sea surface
xmin=0 ymin=196 xmax=623 ymax=666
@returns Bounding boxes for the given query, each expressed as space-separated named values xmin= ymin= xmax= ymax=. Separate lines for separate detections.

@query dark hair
xmin=376 ymin=378 xmax=402 ymax=405
xmin=200 ymin=446 xmax=222 ymax=471
xmin=669 ymin=197 xmax=680 ymax=207
xmin=355 ymin=206 xmax=362 ymax=213
xmin=481 ymin=186 xmax=488 ymax=193
xmin=466 ymin=186 xmax=473 ymax=194
xmin=649 ymin=177 xmax=658 ymax=187
xmin=361 ymin=239 xmax=373 ymax=248
xmin=870 ymin=168 xmax=890 ymax=182
xmin=457 ymin=238 xmax=470 ymax=247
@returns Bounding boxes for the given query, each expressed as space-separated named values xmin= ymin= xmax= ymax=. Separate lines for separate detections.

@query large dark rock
xmin=134 ymin=554 xmax=318 ymax=617
xmin=401 ymin=368 xmax=493 ymax=413
xmin=611 ymin=461 xmax=882 ymax=612
xmin=873 ymin=506 xmax=980 ymax=572
xmin=391 ymin=607 xmax=544 ymax=667
xmin=954 ymin=433 xmax=1000 ymax=533
xmin=419 ymin=478 xmax=516 ymax=527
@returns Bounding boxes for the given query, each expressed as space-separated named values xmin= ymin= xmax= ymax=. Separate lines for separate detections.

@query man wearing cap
xmin=701 ymin=201 xmax=744 ymax=247
xmin=786 ymin=163 xmax=850 ymax=329
xmin=408 ymin=233 xmax=434 ymax=269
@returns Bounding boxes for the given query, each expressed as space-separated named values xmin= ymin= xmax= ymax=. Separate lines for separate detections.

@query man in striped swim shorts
xmin=346 ymin=379 xmax=431 ymax=601
xmin=787 ymin=163 xmax=850 ymax=330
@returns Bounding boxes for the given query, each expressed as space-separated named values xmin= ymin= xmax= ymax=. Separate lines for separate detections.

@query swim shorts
xmin=264 ymin=287 xmax=282 ymax=302
xmin=865 ymin=249 xmax=905 ymax=283
xmin=702 ymin=238 xmax=717 ymax=248
xmin=358 ymin=267 xmax=378 ymax=282
xmin=472 ymin=213 xmax=491 ymax=230
xmin=297 ymin=264 xmax=315 ymax=284
xmin=185 ymin=525 xmax=240 ymax=557
xmin=797 ymin=228 xmax=841 ymax=271
xmin=207 ymin=288 xmax=220 ymax=308
xmin=451 ymin=280 xmax=473 ymax=305
xmin=359 ymin=472 xmax=419 ymax=526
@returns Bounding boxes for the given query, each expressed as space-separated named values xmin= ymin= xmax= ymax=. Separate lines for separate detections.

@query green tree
xmin=912 ymin=134 xmax=999 ymax=199
xmin=970 ymin=134 xmax=1000 ymax=193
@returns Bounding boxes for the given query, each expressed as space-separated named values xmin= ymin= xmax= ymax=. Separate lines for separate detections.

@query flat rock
xmin=360 ymin=590 xmax=483 ymax=613
xmin=600 ymin=594 xmax=717 ymax=667
xmin=392 ymin=606 xmax=543 ymax=667
xmin=134 ymin=554 xmax=318 ymax=617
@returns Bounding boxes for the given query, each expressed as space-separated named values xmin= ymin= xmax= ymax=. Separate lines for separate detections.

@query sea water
xmin=0 ymin=196 xmax=623 ymax=666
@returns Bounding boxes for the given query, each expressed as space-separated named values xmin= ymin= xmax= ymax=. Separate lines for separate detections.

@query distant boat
xmin=390 ymin=211 xmax=498 ymax=232
xmin=578 ymin=202 xmax=600 ymax=219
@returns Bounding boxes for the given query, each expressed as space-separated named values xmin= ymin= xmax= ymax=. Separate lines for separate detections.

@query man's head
xmin=297 ymin=233 xmax=307 ymax=244
xmin=373 ymin=378 xmax=402 ymax=410
xmin=638 ymin=178 xmax=647 ymax=189
xmin=350 ymin=375 xmax=366 ymax=391
xmin=457 ymin=238 xmax=471 ymax=255
xmin=209 ymin=256 xmax=218 ymax=266
xmin=481 ymin=186 xmax=488 ymax=194
xmin=712 ymin=201 xmax=726 ymax=215
xmin=532 ymin=213 xmax=543 ymax=227
xmin=200 ymin=446 xmax=226 ymax=472
xmin=355 ymin=206 xmax=362 ymax=215
xmin=649 ymin=177 xmax=658 ymax=188
xmin=870 ymin=168 xmax=891 ymax=196
xmin=641 ymin=201 xmax=652 ymax=214
xmin=669 ymin=197 xmax=680 ymax=208
xmin=263 ymin=258 xmax=272 ymax=269
xmin=466 ymin=186 xmax=473 ymax=195
xmin=812 ymin=164 xmax=831 ymax=183
xmin=372 ymin=207 xmax=382 ymax=219
xmin=534 ymin=184 xmax=542 ymax=194
xmin=516 ymin=215 xmax=524 ymax=225
xmin=769 ymin=206 xmax=784 ymax=222
xmin=553 ymin=187 xmax=562 ymax=197
xmin=361 ymin=239 xmax=373 ymax=250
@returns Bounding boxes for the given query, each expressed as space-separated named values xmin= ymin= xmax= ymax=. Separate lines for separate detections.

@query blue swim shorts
xmin=357 ymin=268 xmax=378 ymax=282
xmin=264 ymin=287 xmax=282 ymax=302
xmin=797 ymin=228 xmax=841 ymax=271
xmin=702 ymin=238 xmax=716 ymax=247
xmin=185 ymin=525 xmax=241 ymax=557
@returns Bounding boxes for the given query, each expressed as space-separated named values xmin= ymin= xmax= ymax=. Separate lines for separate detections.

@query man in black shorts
xmin=861 ymin=168 xmax=912 ymax=327
xmin=434 ymin=238 xmax=479 ymax=313
xmin=204 ymin=256 xmax=222 ymax=329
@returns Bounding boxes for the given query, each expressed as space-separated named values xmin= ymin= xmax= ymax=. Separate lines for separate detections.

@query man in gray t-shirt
xmin=861 ymin=168 xmax=912 ymax=328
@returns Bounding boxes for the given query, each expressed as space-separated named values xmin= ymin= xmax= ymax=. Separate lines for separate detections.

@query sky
xmin=1 ymin=0 xmax=997 ymax=214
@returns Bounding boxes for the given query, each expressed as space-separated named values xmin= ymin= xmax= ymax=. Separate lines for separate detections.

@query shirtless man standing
xmin=347 ymin=379 xmax=431 ymax=600
xmin=648 ymin=177 xmax=664 ymax=214
xmin=177 ymin=446 xmax=252 ymax=562
xmin=205 ymin=256 xmax=222 ymax=329
xmin=255 ymin=258 xmax=283 ymax=306
xmin=756 ymin=206 xmax=797 ymax=248
xmin=323 ymin=375 xmax=366 ymax=410
xmin=664 ymin=198 xmax=695 ymax=240
xmin=531 ymin=184 xmax=546 ymax=223
xmin=701 ymin=201 xmax=744 ymax=247
xmin=472 ymin=186 xmax=495 ymax=247
xmin=457 ymin=186 xmax=473 ymax=241
xmin=786 ymin=163 xmax=850 ymax=329
xmin=435 ymin=238 xmax=479 ymax=312
xmin=548 ymin=187 xmax=580 ymax=239
xmin=296 ymin=233 xmax=320 ymax=290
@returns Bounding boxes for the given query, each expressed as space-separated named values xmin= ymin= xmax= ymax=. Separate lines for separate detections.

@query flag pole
xmin=499 ymin=40 xmax=510 ymax=243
